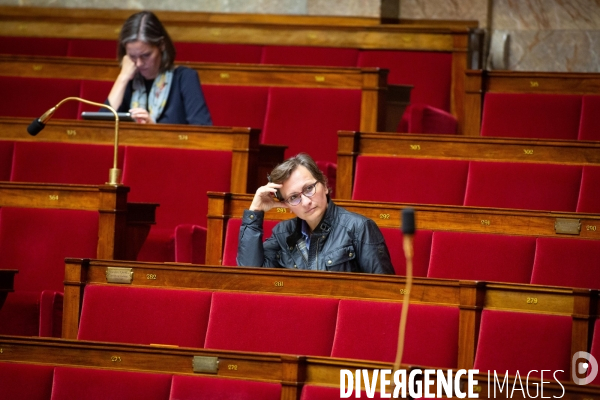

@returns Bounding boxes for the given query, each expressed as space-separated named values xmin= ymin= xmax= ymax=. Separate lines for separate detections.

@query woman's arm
xmin=107 ymin=55 xmax=137 ymax=110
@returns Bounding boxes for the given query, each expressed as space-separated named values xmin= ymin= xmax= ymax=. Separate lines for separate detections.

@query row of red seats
xmin=352 ymin=156 xmax=600 ymax=213
xmin=0 ymin=140 xmax=233 ymax=262
xmin=1 ymin=75 xmax=360 ymax=165
xmin=0 ymin=36 xmax=452 ymax=112
xmin=222 ymin=219 xmax=600 ymax=289
xmin=480 ymin=92 xmax=600 ymax=141
xmin=72 ymin=284 xmax=600 ymax=384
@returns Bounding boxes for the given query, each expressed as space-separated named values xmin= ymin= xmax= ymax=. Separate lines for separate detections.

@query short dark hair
xmin=117 ymin=11 xmax=176 ymax=73
xmin=269 ymin=153 xmax=328 ymax=188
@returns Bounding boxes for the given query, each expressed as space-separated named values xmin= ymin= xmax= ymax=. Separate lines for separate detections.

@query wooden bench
xmin=1 ymin=335 xmax=598 ymax=398
xmin=0 ymin=6 xmax=479 ymax=131
xmin=464 ymin=70 xmax=600 ymax=139
xmin=336 ymin=130 xmax=600 ymax=199
xmin=63 ymin=257 xmax=598 ymax=376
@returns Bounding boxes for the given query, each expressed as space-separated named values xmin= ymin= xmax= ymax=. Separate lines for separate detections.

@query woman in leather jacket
xmin=237 ymin=153 xmax=394 ymax=274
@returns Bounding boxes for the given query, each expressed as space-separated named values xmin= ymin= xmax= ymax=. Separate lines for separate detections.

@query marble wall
xmin=2 ymin=0 xmax=599 ymax=72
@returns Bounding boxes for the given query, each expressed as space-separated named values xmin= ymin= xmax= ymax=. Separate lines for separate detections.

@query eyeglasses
xmin=284 ymin=181 xmax=319 ymax=206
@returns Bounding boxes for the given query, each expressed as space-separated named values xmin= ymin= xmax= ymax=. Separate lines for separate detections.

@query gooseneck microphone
xmin=394 ymin=208 xmax=416 ymax=372
xmin=26 ymin=97 xmax=123 ymax=185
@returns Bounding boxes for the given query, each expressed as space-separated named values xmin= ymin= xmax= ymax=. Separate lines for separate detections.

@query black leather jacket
xmin=237 ymin=199 xmax=394 ymax=274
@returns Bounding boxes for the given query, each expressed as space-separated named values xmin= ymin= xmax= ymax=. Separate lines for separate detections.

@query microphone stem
xmin=394 ymin=234 xmax=414 ymax=372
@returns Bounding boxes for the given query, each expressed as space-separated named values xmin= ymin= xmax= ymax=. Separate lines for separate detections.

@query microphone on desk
xmin=25 ymin=97 xmax=123 ymax=185
xmin=394 ymin=208 xmax=416 ymax=372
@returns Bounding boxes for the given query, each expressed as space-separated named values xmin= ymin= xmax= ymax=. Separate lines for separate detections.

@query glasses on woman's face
xmin=284 ymin=181 xmax=319 ymax=206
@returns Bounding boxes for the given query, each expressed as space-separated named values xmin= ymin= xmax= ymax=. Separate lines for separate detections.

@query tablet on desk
xmin=81 ymin=111 xmax=135 ymax=122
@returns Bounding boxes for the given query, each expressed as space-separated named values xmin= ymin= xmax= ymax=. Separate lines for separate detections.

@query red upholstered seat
xmin=531 ymin=237 xmax=600 ymax=290
xmin=379 ymin=228 xmax=432 ymax=276
xmin=0 ymin=76 xmax=81 ymax=119
xmin=205 ymin=292 xmax=338 ymax=356
xmin=577 ymin=166 xmax=600 ymax=213
xmin=67 ymin=38 xmax=117 ymax=59
xmin=464 ymin=161 xmax=582 ymax=212
xmin=331 ymin=300 xmax=459 ymax=368
xmin=357 ymin=50 xmax=452 ymax=111
xmin=78 ymin=285 xmax=212 ymax=347
xmin=473 ymin=310 xmax=571 ymax=381
xmin=51 ymin=366 xmax=172 ymax=400
xmin=11 ymin=141 xmax=123 ymax=185
xmin=428 ymin=231 xmax=535 ymax=284
xmin=78 ymin=80 xmax=115 ymax=116
xmin=480 ymin=93 xmax=582 ymax=140
xmin=0 ymin=140 xmax=13 ymax=181
xmin=352 ymin=156 xmax=469 ymax=206
xmin=261 ymin=87 xmax=361 ymax=164
xmin=300 ymin=385 xmax=390 ymax=400
xmin=590 ymin=319 xmax=600 ymax=385
xmin=0 ymin=362 xmax=54 ymax=400
xmin=398 ymin=103 xmax=457 ymax=134
xmin=170 ymin=375 xmax=281 ymax=400
xmin=176 ymin=42 xmax=263 ymax=63
xmin=261 ymin=46 xmax=359 ymax=67
xmin=222 ymin=218 xmax=279 ymax=266
xmin=122 ymin=146 xmax=232 ymax=262
xmin=201 ymin=85 xmax=269 ymax=129
xmin=0 ymin=207 xmax=98 ymax=336
xmin=578 ymin=95 xmax=600 ymax=141
xmin=0 ymin=36 xmax=69 ymax=56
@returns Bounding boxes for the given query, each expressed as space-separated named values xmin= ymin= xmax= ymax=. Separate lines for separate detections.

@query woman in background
xmin=107 ymin=11 xmax=212 ymax=125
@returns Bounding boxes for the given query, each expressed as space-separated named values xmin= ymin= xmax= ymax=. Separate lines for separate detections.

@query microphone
xmin=27 ymin=106 xmax=57 ymax=136
xmin=26 ymin=97 xmax=122 ymax=185
xmin=394 ymin=207 xmax=416 ymax=372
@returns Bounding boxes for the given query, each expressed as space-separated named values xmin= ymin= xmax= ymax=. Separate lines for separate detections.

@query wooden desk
xmin=0 ymin=182 xmax=156 ymax=260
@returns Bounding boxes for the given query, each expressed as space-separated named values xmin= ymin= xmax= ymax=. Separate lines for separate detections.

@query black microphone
xmin=27 ymin=106 xmax=56 ymax=136
xmin=401 ymin=208 xmax=416 ymax=235
xmin=27 ymin=119 xmax=45 ymax=136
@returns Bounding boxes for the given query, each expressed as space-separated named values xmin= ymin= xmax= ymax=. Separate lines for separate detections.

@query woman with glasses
xmin=105 ymin=11 xmax=212 ymax=125
xmin=237 ymin=153 xmax=394 ymax=274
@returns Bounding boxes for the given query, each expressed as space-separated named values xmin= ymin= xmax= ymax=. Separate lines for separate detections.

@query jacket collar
xmin=285 ymin=196 xmax=335 ymax=248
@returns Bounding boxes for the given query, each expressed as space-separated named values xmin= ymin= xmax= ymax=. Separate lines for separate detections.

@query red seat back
xmin=531 ymin=237 xmax=600 ymax=290
xmin=428 ymin=231 xmax=536 ymax=284
xmin=0 ymin=362 xmax=54 ymax=400
xmin=464 ymin=161 xmax=582 ymax=212
xmin=331 ymin=300 xmax=459 ymax=368
xmin=261 ymin=87 xmax=361 ymax=164
xmin=480 ymin=93 xmax=582 ymax=140
xmin=78 ymin=80 xmax=115 ymax=116
xmin=0 ymin=140 xmax=13 ymax=181
xmin=202 ymin=85 xmax=269 ymax=129
xmin=474 ymin=310 xmax=571 ymax=381
xmin=170 ymin=375 xmax=281 ymax=400
xmin=379 ymin=228 xmax=432 ymax=276
xmin=222 ymin=218 xmax=279 ymax=266
xmin=51 ymin=366 xmax=172 ymax=400
xmin=398 ymin=103 xmax=457 ymax=134
xmin=579 ymin=95 xmax=600 ymax=141
xmin=352 ymin=156 xmax=469 ymax=205
xmin=0 ymin=207 xmax=98 ymax=293
xmin=205 ymin=292 xmax=338 ymax=356
xmin=67 ymin=38 xmax=117 ymax=59
xmin=0 ymin=76 xmax=81 ymax=119
xmin=261 ymin=46 xmax=359 ymax=67
xmin=357 ymin=50 xmax=452 ymax=111
xmin=122 ymin=146 xmax=232 ymax=230
xmin=577 ymin=166 xmax=600 ymax=213
xmin=176 ymin=42 xmax=263 ymax=63
xmin=11 ymin=141 xmax=122 ymax=185
xmin=78 ymin=285 xmax=212 ymax=347
xmin=0 ymin=36 xmax=69 ymax=56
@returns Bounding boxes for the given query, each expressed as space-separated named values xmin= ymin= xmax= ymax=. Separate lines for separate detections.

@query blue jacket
xmin=110 ymin=66 xmax=212 ymax=125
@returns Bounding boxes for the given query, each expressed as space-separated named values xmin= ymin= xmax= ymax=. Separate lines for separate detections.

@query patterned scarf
xmin=130 ymin=69 xmax=174 ymax=123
